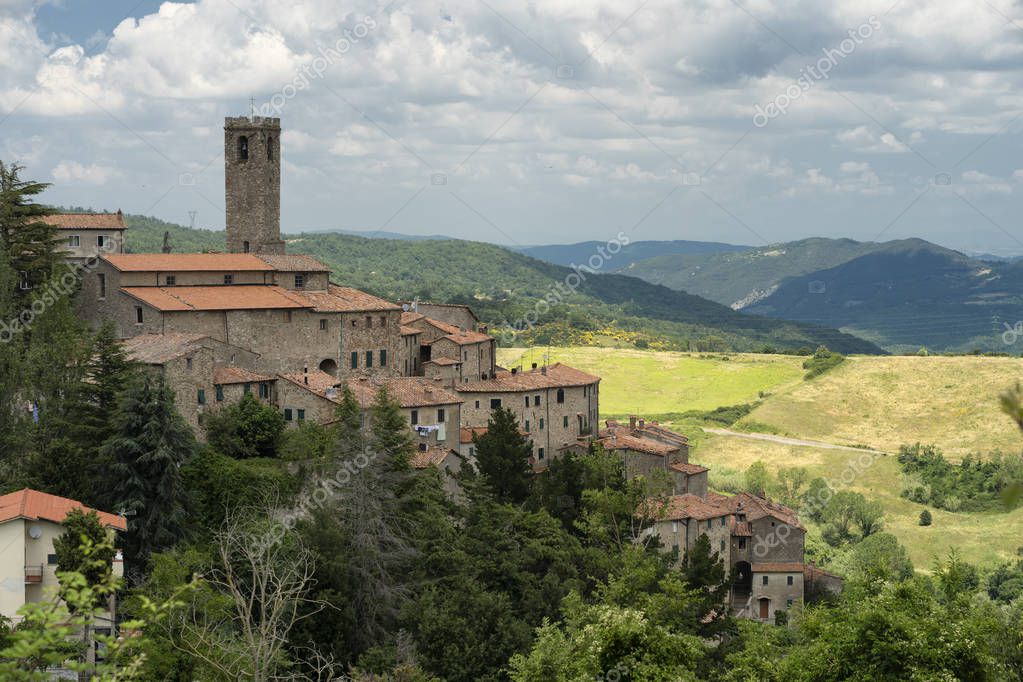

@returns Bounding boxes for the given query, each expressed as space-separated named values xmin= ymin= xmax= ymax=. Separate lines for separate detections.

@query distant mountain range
xmin=570 ymin=236 xmax=1023 ymax=352
xmin=515 ymin=239 xmax=749 ymax=266
xmin=121 ymin=214 xmax=882 ymax=354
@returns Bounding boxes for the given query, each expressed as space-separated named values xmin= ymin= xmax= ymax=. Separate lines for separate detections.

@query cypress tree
xmin=473 ymin=406 xmax=533 ymax=504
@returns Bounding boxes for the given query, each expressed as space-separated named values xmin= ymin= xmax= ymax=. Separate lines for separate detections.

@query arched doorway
xmin=319 ymin=358 xmax=338 ymax=377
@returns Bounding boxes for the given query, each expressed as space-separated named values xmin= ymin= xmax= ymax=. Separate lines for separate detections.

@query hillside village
xmin=23 ymin=115 xmax=835 ymax=629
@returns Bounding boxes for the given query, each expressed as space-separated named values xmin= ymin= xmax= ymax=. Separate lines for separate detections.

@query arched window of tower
xmin=238 ymin=135 xmax=249 ymax=161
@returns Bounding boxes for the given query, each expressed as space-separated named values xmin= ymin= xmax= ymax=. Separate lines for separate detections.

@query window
xmin=739 ymin=539 xmax=746 ymax=549
xmin=215 ymin=385 xmax=224 ymax=401
xmin=379 ymin=349 xmax=387 ymax=366
xmin=365 ymin=351 xmax=373 ymax=368
xmin=18 ymin=271 xmax=29 ymax=290
xmin=563 ymin=415 xmax=568 ymax=428
xmin=463 ymin=350 xmax=468 ymax=360
xmin=787 ymin=575 xmax=794 ymax=586
xmin=490 ymin=398 xmax=502 ymax=409
xmin=284 ymin=408 xmax=293 ymax=421
xmin=533 ymin=395 xmax=540 ymax=406
xmin=224 ymin=274 xmax=233 ymax=285
xmin=242 ymin=241 xmax=250 ymax=253
xmin=762 ymin=576 xmax=769 ymax=586
xmin=96 ymin=235 xmax=106 ymax=248
xmin=475 ymin=400 xmax=480 ymax=409
xmin=97 ymin=273 xmax=106 ymax=298
xmin=379 ymin=315 xmax=386 ymax=327
xmin=267 ymin=135 xmax=274 ymax=161
xmin=135 ymin=306 xmax=143 ymax=324
xmin=672 ymin=521 xmax=679 ymax=532
xmin=365 ymin=315 xmax=372 ymax=328
xmin=259 ymin=383 xmax=269 ymax=399
xmin=243 ymin=383 xmax=251 ymax=395
xmin=556 ymin=388 xmax=565 ymax=404
xmin=68 ymin=235 xmax=80 ymax=247
xmin=165 ymin=275 xmax=176 ymax=286
xmin=47 ymin=553 xmax=58 ymax=565
xmin=350 ymin=352 xmax=358 ymax=369
xmin=297 ymin=409 xmax=305 ymax=421
xmin=787 ymin=599 xmax=793 ymax=608
xmin=721 ymin=517 xmax=727 ymax=527
xmin=319 ymin=319 xmax=327 ymax=331
xmin=238 ymin=135 xmax=249 ymax=160
xmin=411 ymin=410 xmax=419 ymax=425
xmin=584 ymin=386 xmax=588 ymax=397
xmin=294 ymin=274 xmax=305 ymax=288
xmin=539 ymin=418 xmax=544 ymax=430
xmin=283 ymin=310 xmax=292 ymax=322
xmin=538 ymin=447 xmax=545 ymax=459
xmin=720 ymin=539 xmax=726 ymax=552
xmin=185 ymin=357 xmax=192 ymax=370
xmin=525 ymin=420 xmax=530 ymax=432
xmin=437 ymin=408 xmax=445 ymax=423
xmin=524 ymin=396 xmax=529 ymax=408
xmin=197 ymin=389 xmax=206 ymax=405
xmin=351 ymin=319 xmax=357 ymax=327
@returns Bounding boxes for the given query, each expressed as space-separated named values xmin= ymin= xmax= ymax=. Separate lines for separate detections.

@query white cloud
xmin=51 ymin=160 xmax=119 ymax=186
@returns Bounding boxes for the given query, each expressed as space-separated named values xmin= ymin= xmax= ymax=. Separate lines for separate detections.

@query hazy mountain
xmin=517 ymin=239 xmax=749 ymax=267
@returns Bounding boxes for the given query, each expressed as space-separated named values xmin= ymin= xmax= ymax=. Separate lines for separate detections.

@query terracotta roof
xmin=411 ymin=445 xmax=457 ymax=469
xmin=213 ymin=367 xmax=275 ymax=385
xmin=433 ymin=330 xmax=494 ymax=346
xmin=256 ymin=254 xmax=330 ymax=272
xmin=731 ymin=520 xmax=753 ymax=537
xmin=752 ymin=562 xmax=804 ymax=573
xmin=281 ymin=373 xmax=462 ymax=409
xmin=728 ymin=492 xmax=804 ymax=531
xmin=0 ymin=489 xmax=126 ymax=531
xmin=45 ymin=212 xmax=126 ymax=230
xmin=104 ymin=253 xmax=274 ymax=272
xmin=400 ymin=326 xmax=421 ymax=336
xmin=598 ymin=429 xmax=678 ymax=456
xmin=401 ymin=311 xmax=426 ymax=324
xmin=641 ymin=493 xmax=731 ymax=521
xmin=122 ymin=285 xmax=310 ymax=311
xmin=278 ymin=370 xmax=340 ymax=399
xmin=120 ymin=332 xmax=208 ymax=364
xmin=669 ymin=462 xmax=708 ymax=475
xmin=425 ymin=357 xmax=461 ymax=366
xmin=457 ymin=363 xmax=600 ymax=393
xmin=299 ymin=285 xmax=400 ymax=312
xmin=804 ymin=564 xmax=843 ymax=581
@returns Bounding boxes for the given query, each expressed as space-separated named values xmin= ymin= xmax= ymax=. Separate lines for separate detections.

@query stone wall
xmin=224 ymin=117 xmax=284 ymax=254
xmin=750 ymin=570 xmax=803 ymax=621
xmin=337 ymin=310 xmax=403 ymax=380
xmin=749 ymin=517 xmax=804 ymax=564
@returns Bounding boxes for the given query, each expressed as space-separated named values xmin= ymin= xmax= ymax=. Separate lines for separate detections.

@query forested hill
xmin=123 ymin=214 xmax=882 ymax=354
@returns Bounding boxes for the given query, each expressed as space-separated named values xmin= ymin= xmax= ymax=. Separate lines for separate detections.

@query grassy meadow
xmin=498 ymin=346 xmax=1023 ymax=569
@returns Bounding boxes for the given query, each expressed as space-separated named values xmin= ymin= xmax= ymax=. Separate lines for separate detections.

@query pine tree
xmin=919 ymin=509 xmax=932 ymax=526
xmin=681 ymin=533 xmax=732 ymax=636
xmin=99 ymin=375 xmax=197 ymax=574
xmin=369 ymin=385 xmax=414 ymax=472
xmin=0 ymin=162 xmax=62 ymax=293
xmin=332 ymin=383 xmax=365 ymax=461
xmin=473 ymin=406 xmax=533 ymax=504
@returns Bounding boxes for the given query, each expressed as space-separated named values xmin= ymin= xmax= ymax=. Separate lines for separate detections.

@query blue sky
xmin=3 ymin=0 xmax=1023 ymax=254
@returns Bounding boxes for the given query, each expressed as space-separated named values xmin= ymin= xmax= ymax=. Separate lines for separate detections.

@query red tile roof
xmin=598 ymin=429 xmax=678 ymax=456
xmin=752 ymin=562 xmax=804 ymax=573
xmin=278 ymin=370 xmax=341 ymax=398
xmin=120 ymin=332 xmax=208 ymax=364
xmin=731 ymin=520 xmax=753 ymax=537
xmin=400 ymin=325 xmax=421 ymax=336
xmin=641 ymin=493 xmax=731 ymax=521
xmin=669 ymin=462 xmax=709 ymax=475
xmin=804 ymin=563 xmax=842 ymax=581
xmin=45 ymin=212 xmax=126 ymax=229
xmin=401 ymin=311 xmax=426 ymax=324
xmin=0 ymin=489 xmax=126 ymax=531
xmin=256 ymin=254 xmax=330 ymax=272
xmin=457 ymin=363 xmax=600 ymax=393
xmin=104 ymin=253 xmax=274 ymax=272
xmin=411 ymin=445 xmax=457 ymax=469
xmin=122 ymin=285 xmax=310 ymax=311
xmin=728 ymin=492 xmax=804 ymax=531
xmin=425 ymin=357 xmax=461 ymax=366
xmin=299 ymin=285 xmax=400 ymax=312
xmin=213 ymin=367 xmax=275 ymax=385
xmin=280 ymin=373 xmax=462 ymax=409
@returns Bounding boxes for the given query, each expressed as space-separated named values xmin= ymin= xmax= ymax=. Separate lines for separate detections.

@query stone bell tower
xmin=224 ymin=115 xmax=285 ymax=254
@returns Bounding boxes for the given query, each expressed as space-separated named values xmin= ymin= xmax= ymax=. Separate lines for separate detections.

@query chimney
xmin=629 ymin=415 xmax=637 ymax=430
xmin=511 ymin=367 xmax=517 ymax=375
xmin=541 ymin=366 xmax=547 ymax=375
xmin=638 ymin=418 xmax=645 ymax=429
xmin=531 ymin=362 xmax=537 ymax=370
xmin=304 ymin=375 xmax=308 ymax=385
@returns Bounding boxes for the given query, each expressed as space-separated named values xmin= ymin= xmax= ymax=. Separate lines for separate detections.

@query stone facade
xmin=45 ymin=212 xmax=126 ymax=261
xmin=225 ymin=116 xmax=284 ymax=254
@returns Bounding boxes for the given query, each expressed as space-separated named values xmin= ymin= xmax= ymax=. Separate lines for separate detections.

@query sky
xmin=3 ymin=0 xmax=1023 ymax=254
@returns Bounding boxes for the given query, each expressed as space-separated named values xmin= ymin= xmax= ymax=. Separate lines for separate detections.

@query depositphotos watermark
xmin=494 ymin=231 xmax=631 ymax=342
xmin=753 ymin=16 xmax=880 ymax=128
xmin=259 ymin=16 xmax=378 ymax=116
xmin=0 ymin=243 xmax=118 ymax=344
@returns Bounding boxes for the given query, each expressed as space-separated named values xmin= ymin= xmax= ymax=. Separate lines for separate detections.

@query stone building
xmin=456 ymin=363 xmax=600 ymax=469
xmin=401 ymin=311 xmax=497 ymax=384
xmin=224 ymin=116 xmax=284 ymax=254
xmin=46 ymin=211 xmax=126 ymax=261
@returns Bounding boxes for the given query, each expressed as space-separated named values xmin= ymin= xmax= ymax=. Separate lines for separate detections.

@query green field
xmin=500 ymin=347 xmax=1023 ymax=569
xmin=497 ymin=347 xmax=805 ymax=416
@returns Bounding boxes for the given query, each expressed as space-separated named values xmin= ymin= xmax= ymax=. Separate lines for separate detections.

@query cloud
xmin=51 ymin=160 xmax=119 ymax=185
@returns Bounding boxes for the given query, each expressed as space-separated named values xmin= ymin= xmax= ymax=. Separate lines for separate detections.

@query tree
xmin=204 ymin=392 xmax=285 ymax=459
xmin=919 ymin=509 xmax=932 ymax=526
xmin=473 ymin=406 xmax=533 ymax=504
xmin=744 ymin=461 xmax=771 ymax=497
xmin=680 ymin=534 xmax=732 ymax=637
xmin=774 ymin=466 xmax=808 ymax=507
xmin=852 ymin=498 xmax=884 ymax=537
xmin=0 ymin=161 xmax=62 ymax=293
xmin=368 ymin=385 xmax=415 ymax=471
xmin=843 ymin=532 xmax=914 ymax=589
xmin=99 ymin=375 xmax=197 ymax=572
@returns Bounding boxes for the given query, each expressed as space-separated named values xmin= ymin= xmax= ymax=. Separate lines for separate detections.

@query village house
xmin=45 ymin=211 xmax=126 ymax=261
xmin=0 ymin=489 xmax=125 ymax=627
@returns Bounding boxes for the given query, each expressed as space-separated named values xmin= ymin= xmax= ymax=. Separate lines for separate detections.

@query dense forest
xmin=3 ymin=169 xmax=1022 ymax=679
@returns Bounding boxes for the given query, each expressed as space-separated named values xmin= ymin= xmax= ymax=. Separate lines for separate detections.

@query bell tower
xmin=224 ymin=115 xmax=285 ymax=254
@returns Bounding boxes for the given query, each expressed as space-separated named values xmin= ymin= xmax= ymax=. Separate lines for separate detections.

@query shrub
xmin=919 ymin=509 xmax=932 ymax=526
xmin=802 ymin=346 xmax=845 ymax=379
xmin=204 ymin=393 xmax=286 ymax=458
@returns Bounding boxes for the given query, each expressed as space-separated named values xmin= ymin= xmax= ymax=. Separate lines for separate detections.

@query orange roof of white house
xmin=122 ymin=285 xmax=310 ymax=311
xmin=104 ymin=253 xmax=275 ymax=272
xmin=45 ymin=212 xmax=126 ymax=230
xmin=0 ymin=489 xmax=127 ymax=531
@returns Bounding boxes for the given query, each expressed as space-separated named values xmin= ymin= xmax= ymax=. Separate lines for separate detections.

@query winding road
xmin=702 ymin=427 xmax=888 ymax=456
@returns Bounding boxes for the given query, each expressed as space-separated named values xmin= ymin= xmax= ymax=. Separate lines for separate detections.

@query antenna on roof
xmin=249 ymin=96 xmax=257 ymax=119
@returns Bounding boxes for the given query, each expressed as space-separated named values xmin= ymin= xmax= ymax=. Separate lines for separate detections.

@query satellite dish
xmin=28 ymin=525 xmax=42 ymax=539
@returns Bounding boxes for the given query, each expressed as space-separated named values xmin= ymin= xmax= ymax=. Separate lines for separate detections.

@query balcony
xmin=24 ymin=564 xmax=43 ymax=583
